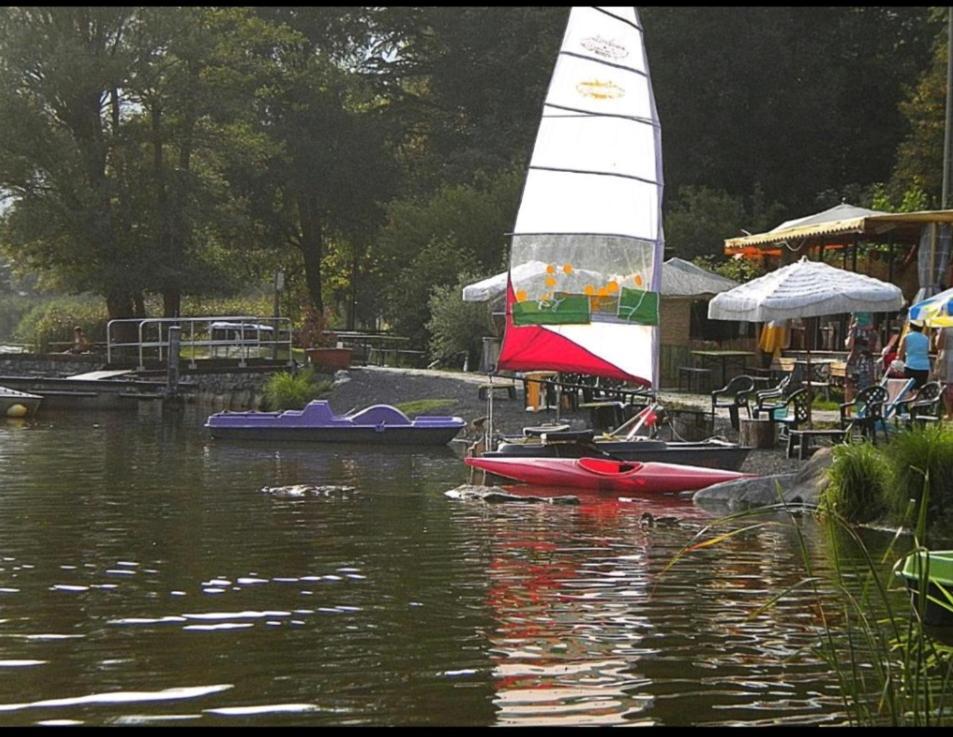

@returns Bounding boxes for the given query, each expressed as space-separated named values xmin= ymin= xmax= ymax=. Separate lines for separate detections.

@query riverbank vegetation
xmin=0 ymin=7 xmax=949 ymax=354
xmin=260 ymin=367 xmax=331 ymax=411
xmin=822 ymin=426 xmax=953 ymax=542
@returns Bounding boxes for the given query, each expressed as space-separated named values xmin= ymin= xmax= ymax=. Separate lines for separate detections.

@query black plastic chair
xmin=840 ymin=384 xmax=888 ymax=444
xmin=753 ymin=363 xmax=804 ymax=419
xmin=898 ymin=381 xmax=943 ymax=428
xmin=711 ymin=375 xmax=755 ymax=431
xmin=768 ymin=388 xmax=810 ymax=442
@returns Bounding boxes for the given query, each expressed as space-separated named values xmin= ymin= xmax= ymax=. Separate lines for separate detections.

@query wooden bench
xmin=477 ymin=381 xmax=517 ymax=400
xmin=786 ymin=428 xmax=846 ymax=460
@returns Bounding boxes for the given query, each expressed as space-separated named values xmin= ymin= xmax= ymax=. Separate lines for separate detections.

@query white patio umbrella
xmin=708 ymin=257 xmax=905 ymax=425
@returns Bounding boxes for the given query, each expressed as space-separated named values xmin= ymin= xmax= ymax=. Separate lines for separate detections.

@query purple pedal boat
xmin=205 ymin=400 xmax=466 ymax=445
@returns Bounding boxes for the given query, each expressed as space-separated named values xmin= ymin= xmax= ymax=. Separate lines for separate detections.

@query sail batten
xmin=497 ymin=6 xmax=664 ymax=387
xmin=528 ymin=165 xmax=659 ymax=185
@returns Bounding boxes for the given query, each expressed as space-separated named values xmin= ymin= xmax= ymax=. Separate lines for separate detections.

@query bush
xmin=427 ymin=272 xmax=496 ymax=370
xmin=0 ymin=294 xmax=41 ymax=341
xmin=13 ymin=295 xmax=108 ymax=352
xmin=821 ymin=441 xmax=890 ymax=523
xmin=881 ymin=426 xmax=953 ymax=533
xmin=261 ymin=368 xmax=331 ymax=410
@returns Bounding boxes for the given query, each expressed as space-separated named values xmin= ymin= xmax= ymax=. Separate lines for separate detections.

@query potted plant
xmin=298 ymin=307 xmax=351 ymax=371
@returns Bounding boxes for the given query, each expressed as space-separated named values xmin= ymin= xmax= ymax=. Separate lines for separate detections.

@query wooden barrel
xmin=739 ymin=417 xmax=776 ymax=449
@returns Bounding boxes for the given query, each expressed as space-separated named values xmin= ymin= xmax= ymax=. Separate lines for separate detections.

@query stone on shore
xmin=693 ymin=447 xmax=833 ymax=511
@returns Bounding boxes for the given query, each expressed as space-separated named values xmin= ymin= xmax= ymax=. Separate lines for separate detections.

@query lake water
xmin=0 ymin=407 xmax=900 ymax=726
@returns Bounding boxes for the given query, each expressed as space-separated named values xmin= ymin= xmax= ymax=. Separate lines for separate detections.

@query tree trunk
xmin=297 ymin=193 xmax=324 ymax=314
xmin=162 ymin=289 xmax=181 ymax=318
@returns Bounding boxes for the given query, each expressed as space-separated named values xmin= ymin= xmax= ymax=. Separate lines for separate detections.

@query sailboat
xmin=466 ymin=6 xmax=749 ymax=489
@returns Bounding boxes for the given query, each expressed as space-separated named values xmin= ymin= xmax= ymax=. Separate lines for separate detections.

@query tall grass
xmin=823 ymin=442 xmax=890 ymax=524
xmin=261 ymin=368 xmax=330 ymax=410
xmin=881 ymin=427 xmax=953 ymax=534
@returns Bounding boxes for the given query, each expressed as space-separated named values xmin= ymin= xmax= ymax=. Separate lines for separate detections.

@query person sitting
xmin=69 ymin=326 xmax=92 ymax=354
xmin=899 ymin=320 xmax=931 ymax=388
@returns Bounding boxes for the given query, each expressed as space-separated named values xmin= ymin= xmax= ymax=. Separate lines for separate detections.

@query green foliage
xmin=427 ymin=272 xmax=496 ymax=370
xmin=394 ymin=398 xmax=457 ymax=416
xmin=13 ymin=295 xmax=108 ymax=352
xmin=664 ymin=186 xmax=748 ymax=261
xmin=261 ymin=367 xmax=330 ymax=410
xmin=377 ymin=170 xmax=520 ymax=345
xmin=821 ymin=442 xmax=890 ymax=523
xmin=0 ymin=294 xmax=41 ymax=341
xmin=178 ymin=293 xmax=273 ymax=319
xmin=693 ymin=254 xmax=765 ymax=284
xmin=881 ymin=426 xmax=953 ymax=535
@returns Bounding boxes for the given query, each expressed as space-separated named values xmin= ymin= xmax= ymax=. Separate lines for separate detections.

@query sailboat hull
xmin=465 ymin=456 xmax=747 ymax=494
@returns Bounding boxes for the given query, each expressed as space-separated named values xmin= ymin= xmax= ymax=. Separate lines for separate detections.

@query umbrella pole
xmin=806 ymin=317 xmax=814 ymax=429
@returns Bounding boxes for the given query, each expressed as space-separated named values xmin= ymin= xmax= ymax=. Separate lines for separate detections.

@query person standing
xmin=899 ymin=320 xmax=931 ymax=388
xmin=932 ymin=325 xmax=953 ymax=419
xmin=844 ymin=312 xmax=880 ymax=402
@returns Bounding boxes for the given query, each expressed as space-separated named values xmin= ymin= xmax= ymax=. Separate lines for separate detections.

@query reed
xmin=666 ymin=481 xmax=953 ymax=726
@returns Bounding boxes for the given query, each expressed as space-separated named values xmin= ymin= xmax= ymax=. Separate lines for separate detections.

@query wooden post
xmin=166 ymin=325 xmax=180 ymax=401
xmin=739 ymin=416 xmax=776 ymax=449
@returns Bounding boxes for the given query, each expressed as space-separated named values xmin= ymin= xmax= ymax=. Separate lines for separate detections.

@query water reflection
xmin=464 ymin=489 xmax=847 ymax=726
xmin=0 ymin=408 xmax=891 ymax=725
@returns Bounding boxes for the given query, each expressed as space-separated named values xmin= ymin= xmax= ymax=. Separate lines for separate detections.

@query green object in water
xmin=899 ymin=549 xmax=953 ymax=626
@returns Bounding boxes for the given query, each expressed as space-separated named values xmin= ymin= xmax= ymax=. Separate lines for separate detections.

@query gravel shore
xmin=324 ymin=366 xmax=806 ymax=477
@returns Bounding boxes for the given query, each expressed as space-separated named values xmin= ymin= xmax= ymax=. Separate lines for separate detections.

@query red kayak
xmin=465 ymin=455 xmax=748 ymax=494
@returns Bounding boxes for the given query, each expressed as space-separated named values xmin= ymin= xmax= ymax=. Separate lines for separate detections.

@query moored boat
xmin=465 ymin=455 xmax=748 ymax=494
xmin=0 ymin=385 xmax=42 ymax=418
xmin=484 ymin=432 xmax=750 ymax=471
xmin=899 ymin=550 xmax=953 ymax=626
xmin=206 ymin=400 xmax=466 ymax=446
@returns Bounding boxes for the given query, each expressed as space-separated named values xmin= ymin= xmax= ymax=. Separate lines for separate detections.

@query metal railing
xmin=106 ymin=316 xmax=294 ymax=370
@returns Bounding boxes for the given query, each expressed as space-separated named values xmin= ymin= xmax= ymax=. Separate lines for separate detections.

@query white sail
xmin=499 ymin=6 xmax=664 ymax=386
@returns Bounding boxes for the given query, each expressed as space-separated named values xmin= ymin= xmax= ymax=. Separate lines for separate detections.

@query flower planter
xmin=306 ymin=347 xmax=352 ymax=371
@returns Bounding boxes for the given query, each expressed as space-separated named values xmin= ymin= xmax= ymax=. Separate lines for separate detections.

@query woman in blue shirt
xmin=899 ymin=320 xmax=931 ymax=388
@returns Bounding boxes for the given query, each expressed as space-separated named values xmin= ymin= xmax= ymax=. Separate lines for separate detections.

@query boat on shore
xmin=485 ymin=403 xmax=750 ymax=470
xmin=0 ymin=386 xmax=42 ymax=418
xmin=206 ymin=400 xmax=466 ymax=446
xmin=484 ymin=432 xmax=750 ymax=470
xmin=465 ymin=455 xmax=748 ymax=495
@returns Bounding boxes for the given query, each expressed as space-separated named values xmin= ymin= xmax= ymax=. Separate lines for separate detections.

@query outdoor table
xmin=690 ymin=350 xmax=756 ymax=388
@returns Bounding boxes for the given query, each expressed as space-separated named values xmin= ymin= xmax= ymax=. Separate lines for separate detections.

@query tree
xmin=0 ymin=7 xmax=144 ymax=319
xmin=375 ymin=169 xmax=522 ymax=346
xmin=890 ymin=8 xmax=951 ymax=205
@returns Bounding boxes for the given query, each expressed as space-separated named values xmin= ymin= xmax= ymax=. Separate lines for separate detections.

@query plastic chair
xmin=840 ymin=385 xmax=888 ymax=444
xmin=711 ymin=375 xmax=755 ymax=431
xmin=753 ymin=362 xmax=804 ymax=419
xmin=769 ymin=388 xmax=810 ymax=442
xmin=898 ymin=381 xmax=943 ymax=428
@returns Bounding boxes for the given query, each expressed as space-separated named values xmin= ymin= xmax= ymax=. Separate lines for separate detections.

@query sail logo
xmin=580 ymin=35 xmax=628 ymax=61
xmin=576 ymin=79 xmax=624 ymax=101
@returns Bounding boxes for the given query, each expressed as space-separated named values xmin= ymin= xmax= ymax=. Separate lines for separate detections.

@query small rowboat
xmin=465 ymin=455 xmax=748 ymax=494
xmin=206 ymin=400 xmax=466 ymax=446
xmin=899 ymin=550 xmax=953 ymax=626
xmin=0 ymin=385 xmax=42 ymax=418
